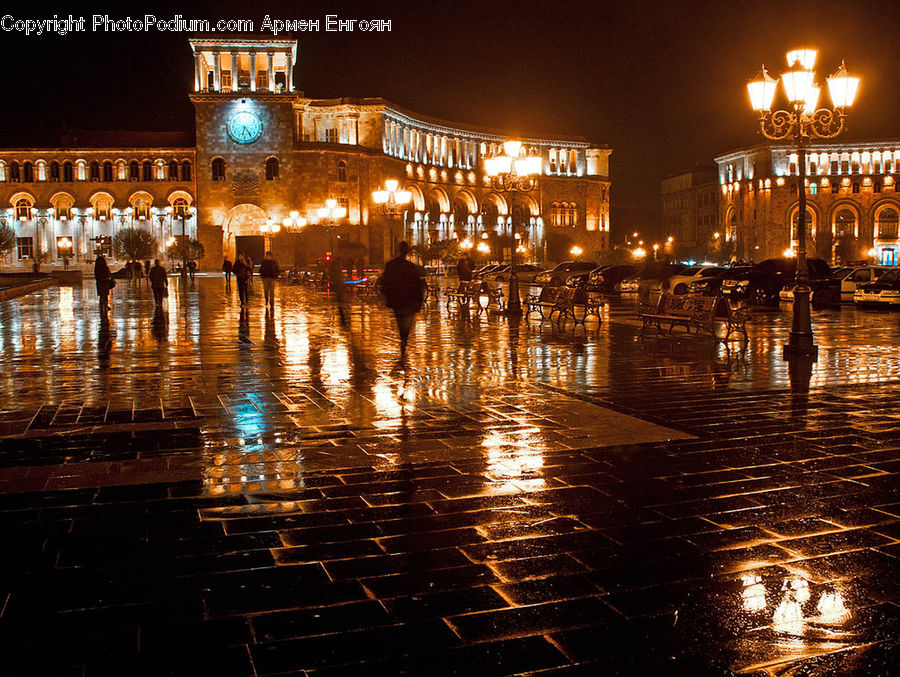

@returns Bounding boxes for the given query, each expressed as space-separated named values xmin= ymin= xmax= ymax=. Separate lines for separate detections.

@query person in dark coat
xmin=222 ymin=257 xmax=233 ymax=289
xmin=259 ymin=251 xmax=280 ymax=308
xmin=149 ymin=260 xmax=168 ymax=305
xmin=187 ymin=259 xmax=197 ymax=281
xmin=143 ymin=260 xmax=151 ymax=286
xmin=94 ymin=255 xmax=114 ymax=314
xmin=381 ymin=241 xmax=425 ymax=359
xmin=456 ymin=252 xmax=474 ymax=281
xmin=246 ymin=256 xmax=254 ymax=288
xmin=233 ymin=254 xmax=251 ymax=305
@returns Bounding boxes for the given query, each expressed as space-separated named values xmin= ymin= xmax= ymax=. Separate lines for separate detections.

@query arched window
xmin=9 ymin=161 xmax=20 ymax=182
xmin=92 ymin=196 xmax=112 ymax=221
xmin=211 ymin=157 xmax=225 ymax=181
xmin=791 ymin=208 xmax=816 ymax=242
xmin=852 ymin=182 xmax=860 ymax=194
xmin=265 ymin=157 xmax=279 ymax=180
xmin=833 ymin=209 xmax=857 ymax=238
xmin=168 ymin=160 xmax=179 ymax=180
xmin=172 ymin=197 xmax=189 ymax=218
xmin=52 ymin=194 xmax=74 ymax=221
xmin=337 ymin=161 xmax=347 ymax=182
xmin=874 ymin=181 xmax=882 ymax=194
xmin=15 ymin=197 xmax=33 ymax=220
xmin=141 ymin=161 xmax=153 ymax=182
xmin=129 ymin=161 xmax=140 ymax=181
xmin=89 ymin=161 xmax=100 ymax=181
xmin=23 ymin=162 xmax=35 ymax=182
xmin=63 ymin=162 xmax=74 ymax=183
xmin=50 ymin=161 xmax=60 ymax=182
xmin=132 ymin=197 xmax=152 ymax=220
xmin=102 ymin=161 xmax=114 ymax=182
xmin=877 ymin=208 xmax=899 ymax=240
xmin=180 ymin=160 xmax=191 ymax=181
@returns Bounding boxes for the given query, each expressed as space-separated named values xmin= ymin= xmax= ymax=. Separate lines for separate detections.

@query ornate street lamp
xmin=372 ymin=179 xmax=412 ymax=255
xmin=260 ymin=218 xmax=281 ymax=253
xmin=484 ymin=140 xmax=542 ymax=315
xmin=309 ymin=198 xmax=347 ymax=254
xmin=281 ymin=211 xmax=308 ymax=232
xmin=747 ymin=49 xmax=859 ymax=360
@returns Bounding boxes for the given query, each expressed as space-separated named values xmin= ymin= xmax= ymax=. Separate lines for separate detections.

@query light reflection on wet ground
xmin=1 ymin=276 xmax=899 ymax=674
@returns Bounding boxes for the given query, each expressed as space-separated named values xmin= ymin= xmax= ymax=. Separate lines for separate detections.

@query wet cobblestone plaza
xmin=2 ymin=276 xmax=899 ymax=675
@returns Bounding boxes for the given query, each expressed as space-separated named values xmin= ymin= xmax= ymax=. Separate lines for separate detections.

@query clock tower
xmin=189 ymin=37 xmax=298 ymax=263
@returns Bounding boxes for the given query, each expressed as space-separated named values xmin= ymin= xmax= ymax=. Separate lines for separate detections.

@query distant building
xmin=0 ymin=36 xmax=611 ymax=270
xmin=660 ymin=167 xmax=719 ymax=254
xmin=716 ymin=142 xmax=900 ymax=265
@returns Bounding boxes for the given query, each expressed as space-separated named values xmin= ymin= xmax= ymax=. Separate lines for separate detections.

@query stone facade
xmin=0 ymin=36 xmax=612 ymax=270
xmin=660 ymin=168 xmax=720 ymax=254
xmin=716 ymin=142 xmax=900 ymax=265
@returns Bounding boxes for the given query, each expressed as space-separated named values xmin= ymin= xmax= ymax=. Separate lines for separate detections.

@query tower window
xmin=265 ymin=157 xmax=279 ymax=180
xmin=325 ymin=128 xmax=338 ymax=143
xmin=211 ymin=157 xmax=225 ymax=181
xmin=337 ymin=161 xmax=347 ymax=182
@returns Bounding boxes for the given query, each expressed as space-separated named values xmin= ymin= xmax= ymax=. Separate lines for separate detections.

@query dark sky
xmin=3 ymin=0 xmax=898 ymax=237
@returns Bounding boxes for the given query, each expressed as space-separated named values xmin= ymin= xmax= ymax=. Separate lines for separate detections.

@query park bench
xmin=445 ymin=280 xmax=504 ymax=313
xmin=552 ymin=287 xmax=603 ymax=326
xmin=525 ymin=285 xmax=563 ymax=319
xmin=640 ymin=293 xmax=749 ymax=340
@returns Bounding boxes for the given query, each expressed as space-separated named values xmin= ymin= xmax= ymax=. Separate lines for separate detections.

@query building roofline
xmin=715 ymin=139 xmax=900 ymax=163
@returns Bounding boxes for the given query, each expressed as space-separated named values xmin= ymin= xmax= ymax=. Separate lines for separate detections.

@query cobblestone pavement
xmin=1 ymin=276 xmax=899 ymax=675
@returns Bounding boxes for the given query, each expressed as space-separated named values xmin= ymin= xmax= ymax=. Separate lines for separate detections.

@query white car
xmin=839 ymin=266 xmax=891 ymax=300
xmin=854 ymin=268 xmax=900 ymax=306
xmin=667 ymin=266 xmax=727 ymax=295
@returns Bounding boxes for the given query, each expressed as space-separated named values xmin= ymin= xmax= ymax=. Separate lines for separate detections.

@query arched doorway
xmin=831 ymin=207 xmax=858 ymax=265
xmin=874 ymin=205 xmax=900 ymax=265
xmin=789 ymin=206 xmax=817 ymax=255
xmin=222 ymin=203 xmax=268 ymax=262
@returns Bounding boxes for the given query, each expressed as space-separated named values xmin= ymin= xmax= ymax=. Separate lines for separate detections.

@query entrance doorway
xmin=235 ymin=236 xmax=265 ymax=263
xmin=878 ymin=246 xmax=898 ymax=266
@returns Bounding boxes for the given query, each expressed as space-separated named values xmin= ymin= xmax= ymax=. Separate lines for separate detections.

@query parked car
xmin=533 ymin=260 xmax=600 ymax=286
xmin=690 ymin=266 xmax=750 ymax=295
xmin=854 ymin=267 xmax=900 ymax=307
xmin=566 ymin=265 xmax=608 ymax=288
xmin=836 ymin=266 xmax=892 ymax=300
xmin=667 ymin=266 xmax=728 ymax=295
xmin=473 ymin=264 xmax=505 ymax=279
xmin=722 ymin=257 xmax=833 ymax=306
xmin=495 ymin=263 xmax=545 ymax=282
xmin=588 ymin=264 xmax=637 ymax=292
xmin=618 ymin=262 xmax=686 ymax=294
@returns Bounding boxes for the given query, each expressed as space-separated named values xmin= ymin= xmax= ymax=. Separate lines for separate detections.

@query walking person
xmin=94 ymin=254 xmax=114 ymax=316
xmin=259 ymin=251 xmax=280 ymax=309
xmin=246 ymin=256 xmax=254 ymax=289
xmin=381 ymin=241 xmax=425 ymax=360
xmin=143 ymin=260 xmax=151 ymax=287
xmin=187 ymin=259 xmax=197 ymax=282
xmin=233 ymin=254 xmax=251 ymax=306
xmin=222 ymin=257 xmax=233 ymax=290
xmin=456 ymin=251 xmax=473 ymax=281
xmin=149 ymin=259 xmax=168 ymax=306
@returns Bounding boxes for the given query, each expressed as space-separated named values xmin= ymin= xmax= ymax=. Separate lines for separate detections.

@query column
xmin=249 ymin=53 xmax=257 ymax=92
xmin=286 ymin=51 xmax=294 ymax=92
xmin=213 ymin=52 xmax=221 ymax=91
xmin=193 ymin=54 xmax=201 ymax=92
xmin=267 ymin=52 xmax=275 ymax=92
xmin=230 ymin=53 xmax=238 ymax=91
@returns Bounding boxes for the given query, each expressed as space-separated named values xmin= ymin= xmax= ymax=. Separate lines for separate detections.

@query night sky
xmin=3 ymin=0 xmax=899 ymax=238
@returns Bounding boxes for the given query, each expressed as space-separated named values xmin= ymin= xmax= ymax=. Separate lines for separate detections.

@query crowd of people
xmin=91 ymin=243 xmax=427 ymax=359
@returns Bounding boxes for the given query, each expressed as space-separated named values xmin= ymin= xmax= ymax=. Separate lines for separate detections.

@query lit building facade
xmin=0 ymin=36 xmax=611 ymax=270
xmin=660 ymin=167 xmax=719 ymax=253
xmin=716 ymin=142 xmax=900 ymax=265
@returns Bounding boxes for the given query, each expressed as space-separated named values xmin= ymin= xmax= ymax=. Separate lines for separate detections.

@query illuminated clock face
xmin=227 ymin=110 xmax=262 ymax=144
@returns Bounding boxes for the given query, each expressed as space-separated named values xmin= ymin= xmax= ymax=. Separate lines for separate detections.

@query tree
xmin=0 ymin=223 xmax=15 ymax=258
xmin=166 ymin=236 xmax=205 ymax=262
xmin=113 ymin=227 xmax=158 ymax=261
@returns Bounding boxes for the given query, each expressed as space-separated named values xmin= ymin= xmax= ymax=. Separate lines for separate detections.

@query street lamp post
xmin=372 ymin=179 xmax=412 ymax=255
xmin=310 ymin=199 xmax=347 ymax=256
xmin=747 ymin=49 xmax=859 ymax=360
xmin=260 ymin=218 xmax=281 ymax=253
xmin=484 ymin=140 xmax=542 ymax=316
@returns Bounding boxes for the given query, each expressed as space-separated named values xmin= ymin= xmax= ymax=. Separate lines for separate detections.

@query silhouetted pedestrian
xmin=259 ymin=251 xmax=280 ymax=308
xmin=187 ymin=259 xmax=197 ymax=281
xmin=222 ymin=257 xmax=233 ymax=289
xmin=149 ymin=259 xmax=168 ymax=305
xmin=327 ymin=255 xmax=347 ymax=325
xmin=381 ymin=241 xmax=425 ymax=359
xmin=233 ymin=254 xmax=251 ymax=305
xmin=456 ymin=252 xmax=473 ymax=281
xmin=94 ymin=254 xmax=114 ymax=315
xmin=246 ymin=256 xmax=254 ymax=288
xmin=143 ymin=260 xmax=151 ymax=286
